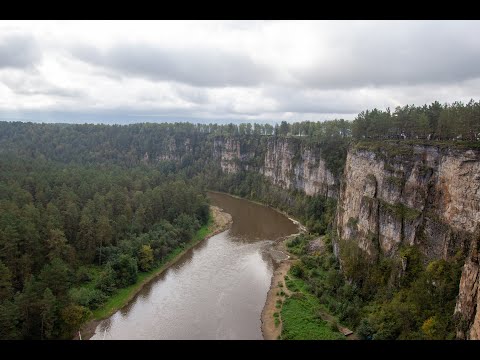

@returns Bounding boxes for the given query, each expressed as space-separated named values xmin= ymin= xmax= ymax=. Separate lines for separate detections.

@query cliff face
xmin=261 ymin=138 xmax=337 ymax=198
xmin=212 ymin=136 xmax=338 ymax=198
xmin=455 ymin=248 xmax=480 ymax=340
xmin=213 ymin=137 xmax=242 ymax=174
xmin=335 ymin=144 xmax=480 ymax=339
xmin=155 ymin=135 xmax=480 ymax=339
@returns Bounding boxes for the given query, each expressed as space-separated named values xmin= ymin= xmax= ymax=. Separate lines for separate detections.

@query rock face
xmin=455 ymin=250 xmax=480 ymax=340
xmin=156 ymin=137 xmax=193 ymax=162
xmin=261 ymin=137 xmax=337 ymax=198
xmin=213 ymin=137 xmax=242 ymax=174
xmin=335 ymin=144 xmax=480 ymax=339
xmin=212 ymin=136 xmax=338 ymax=198
xmin=156 ymin=134 xmax=480 ymax=339
xmin=154 ymin=135 xmax=338 ymax=198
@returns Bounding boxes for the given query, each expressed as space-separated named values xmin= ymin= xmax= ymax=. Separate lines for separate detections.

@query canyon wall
xmin=212 ymin=136 xmax=338 ymax=198
xmin=334 ymin=144 xmax=480 ymax=339
xmin=154 ymin=135 xmax=480 ymax=339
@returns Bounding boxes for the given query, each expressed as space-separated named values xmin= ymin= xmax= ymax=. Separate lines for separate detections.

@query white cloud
xmin=0 ymin=20 xmax=480 ymax=123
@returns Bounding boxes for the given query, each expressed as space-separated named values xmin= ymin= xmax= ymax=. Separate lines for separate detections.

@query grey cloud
xmin=173 ymin=85 xmax=209 ymax=104
xmin=294 ymin=21 xmax=480 ymax=89
xmin=0 ymin=34 xmax=41 ymax=69
xmin=70 ymin=43 xmax=272 ymax=87
xmin=15 ymin=86 xmax=84 ymax=98
xmin=264 ymin=87 xmax=362 ymax=114
xmin=1 ymin=73 xmax=84 ymax=98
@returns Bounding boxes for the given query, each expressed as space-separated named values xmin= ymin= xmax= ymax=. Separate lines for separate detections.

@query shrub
xmin=290 ymin=263 xmax=305 ymax=278
xmin=356 ymin=318 xmax=374 ymax=340
xmin=75 ymin=267 xmax=91 ymax=283
xmin=95 ymin=264 xmax=117 ymax=295
xmin=69 ymin=287 xmax=107 ymax=309
xmin=111 ymin=254 xmax=138 ymax=288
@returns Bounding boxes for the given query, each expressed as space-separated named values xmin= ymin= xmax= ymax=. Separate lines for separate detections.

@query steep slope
xmin=151 ymin=136 xmax=480 ymax=338
xmin=212 ymin=136 xmax=338 ymax=198
xmin=334 ymin=143 xmax=480 ymax=338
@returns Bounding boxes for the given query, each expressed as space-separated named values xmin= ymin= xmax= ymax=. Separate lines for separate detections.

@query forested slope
xmin=1 ymin=99 xmax=479 ymax=339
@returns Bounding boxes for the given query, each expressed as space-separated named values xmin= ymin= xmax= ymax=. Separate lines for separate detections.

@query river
xmin=90 ymin=192 xmax=298 ymax=340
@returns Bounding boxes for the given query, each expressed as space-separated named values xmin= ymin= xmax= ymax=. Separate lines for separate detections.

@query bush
xmin=290 ymin=263 xmax=305 ymax=278
xmin=61 ymin=305 xmax=91 ymax=333
xmin=110 ymin=254 xmax=138 ymax=288
xmin=75 ymin=267 xmax=91 ymax=283
xmin=356 ymin=318 xmax=374 ymax=340
xmin=69 ymin=287 xmax=107 ymax=309
xmin=138 ymin=244 xmax=154 ymax=272
xmin=95 ymin=265 xmax=116 ymax=295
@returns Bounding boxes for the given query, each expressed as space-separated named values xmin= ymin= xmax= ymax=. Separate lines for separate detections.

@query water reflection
xmin=90 ymin=192 xmax=297 ymax=340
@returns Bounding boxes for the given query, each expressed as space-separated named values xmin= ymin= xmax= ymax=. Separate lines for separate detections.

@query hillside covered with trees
xmin=0 ymin=154 xmax=209 ymax=339
xmin=1 ymin=99 xmax=479 ymax=339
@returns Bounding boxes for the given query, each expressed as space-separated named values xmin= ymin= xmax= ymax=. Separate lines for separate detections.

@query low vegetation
xmin=286 ymin=232 xmax=463 ymax=340
xmin=280 ymin=271 xmax=344 ymax=340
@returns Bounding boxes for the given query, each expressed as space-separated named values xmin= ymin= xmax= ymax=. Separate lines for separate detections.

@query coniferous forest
xmin=1 ymin=100 xmax=480 ymax=339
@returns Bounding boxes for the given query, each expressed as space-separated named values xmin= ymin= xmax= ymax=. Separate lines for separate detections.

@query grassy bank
xmin=280 ymin=272 xmax=344 ymax=340
xmin=91 ymin=215 xmax=216 ymax=320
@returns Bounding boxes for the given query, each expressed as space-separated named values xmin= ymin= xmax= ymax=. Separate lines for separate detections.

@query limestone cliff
xmin=335 ymin=143 xmax=480 ymax=339
xmin=213 ymin=137 xmax=242 ymax=174
xmin=212 ymin=136 xmax=338 ymax=198
xmin=154 ymin=134 xmax=480 ymax=339
xmin=261 ymin=137 xmax=337 ymax=198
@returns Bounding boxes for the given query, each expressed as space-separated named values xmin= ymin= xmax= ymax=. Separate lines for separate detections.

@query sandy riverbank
xmin=261 ymin=232 xmax=299 ymax=340
xmin=76 ymin=205 xmax=232 ymax=340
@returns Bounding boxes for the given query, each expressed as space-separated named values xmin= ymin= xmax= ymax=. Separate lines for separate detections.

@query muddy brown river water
xmin=90 ymin=192 xmax=298 ymax=340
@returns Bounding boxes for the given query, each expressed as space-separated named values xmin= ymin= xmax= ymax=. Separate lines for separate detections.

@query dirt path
xmin=315 ymin=307 xmax=358 ymax=340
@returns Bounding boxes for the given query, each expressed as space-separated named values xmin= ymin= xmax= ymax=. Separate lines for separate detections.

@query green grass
xmin=91 ymin=213 xmax=215 ymax=320
xmin=281 ymin=274 xmax=344 ymax=340
xmin=276 ymin=299 xmax=282 ymax=309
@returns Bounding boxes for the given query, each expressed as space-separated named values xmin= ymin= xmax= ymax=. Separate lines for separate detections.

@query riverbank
xmin=76 ymin=205 xmax=233 ymax=340
xmin=262 ymin=234 xmax=357 ymax=340
xmin=205 ymin=191 xmax=307 ymax=340
xmin=261 ymin=233 xmax=299 ymax=340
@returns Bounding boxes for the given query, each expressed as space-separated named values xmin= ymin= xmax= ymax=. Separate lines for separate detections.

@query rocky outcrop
xmin=261 ymin=138 xmax=337 ymax=198
xmin=335 ymin=143 xmax=480 ymax=339
xmin=455 ymin=233 xmax=480 ymax=340
xmin=156 ymin=137 xmax=193 ymax=162
xmin=336 ymin=145 xmax=479 ymax=258
xmin=213 ymin=137 xmax=242 ymax=174
xmin=212 ymin=136 xmax=338 ymax=198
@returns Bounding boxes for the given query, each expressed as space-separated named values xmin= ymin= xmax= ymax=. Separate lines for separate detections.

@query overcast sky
xmin=1 ymin=20 xmax=480 ymax=124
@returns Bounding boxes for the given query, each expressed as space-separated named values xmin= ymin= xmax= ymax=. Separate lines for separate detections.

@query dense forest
xmin=1 ymin=99 xmax=479 ymax=339
xmin=0 ymin=154 xmax=209 ymax=339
